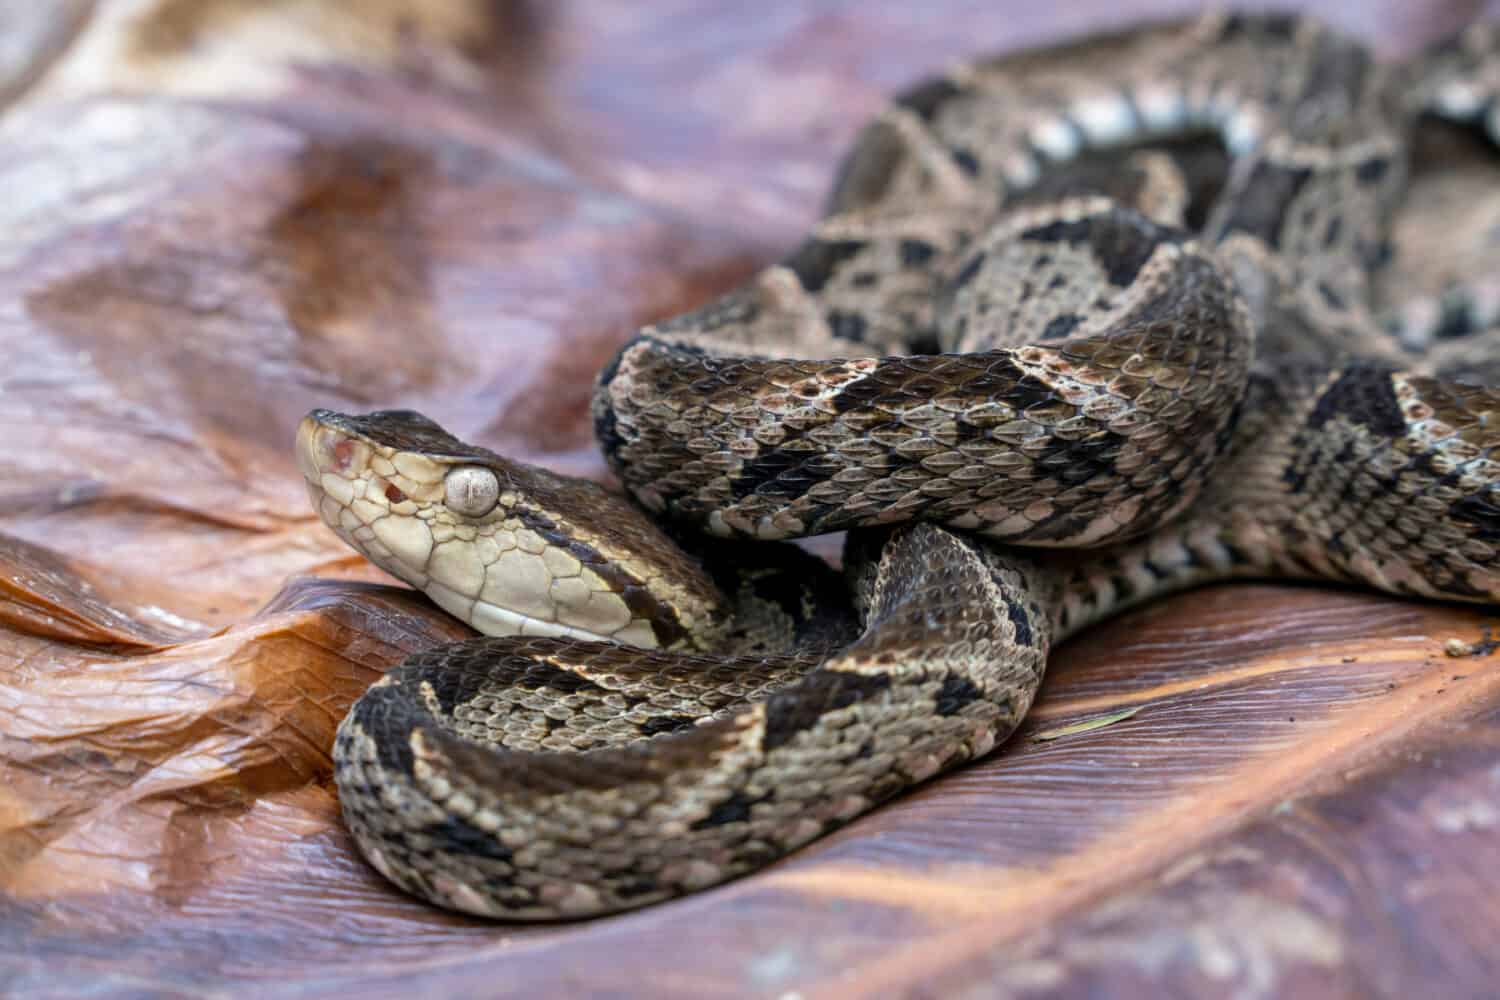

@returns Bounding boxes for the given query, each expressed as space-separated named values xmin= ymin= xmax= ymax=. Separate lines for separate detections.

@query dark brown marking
xmin=728 ymin=448 xmax=844 ymax=503
xmin=952 ymin=251 xmax=987 ymax=289
xmin=783 ymin=238 xmax=869 ymax=293
xmin=404 ymin=643 xmax=610 ymax=719
xmin=827 ymin=309 xmax=868 ymax=343
xmin=418 ymin=814 xmax=513 ymax=864
xmin=1306 ymin=366 xmax=1406 ymax=439
xmin=1004 ymin=597 xmax=1033 ymax=646
xmin=900 ymin=239 xmax=937 ymax=267
xmin=896 ymin=76 xmax=965 ymax=121
xmin=1323 ymin=216 xmax=1343 ymax=248
xmin=985 ymin=353 xmax=1061 ymax=412
xmin=1217 ymin=12 xmax=1302 ymax=43
xmin=1214 ymin=159 xmax=1314 ymax=246
xmin=1019 ymin=212 xmax=1173 ymax=288
xmin=690 ymin=790 xmax=766 ymax=829
xmin=640 ymin=715 xmax=698 ymax=736
xmin=1356 ymin=157 xmax=1391 ymax=184
xmin=1316 ymin=281 xmax=1345 ymax=310
xmin=1042 ymin=313 xmax=1083 ymax=340
xmin=826 ymin=122 xmax=905 ymax=213
xmin=345 ymin=681 xmax=419 ymax=775
xmin=763 ymin=670 xmax=892 ymax=751
xmin=1434 ymin=302 xmax=1477 ymax=340
xmin=1451 ymin=492 xmax=1500 ymax=542
xmin=934 ymin=674 xmax=984 ymax=716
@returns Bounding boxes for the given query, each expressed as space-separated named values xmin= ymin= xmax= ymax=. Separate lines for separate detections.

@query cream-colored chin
xmin=470 ymin=598 xmax=622 ymax=643
xmin=418 ymin=577 xmax=629 ymax=644
xmin=419 ymin=578 xmax=661 ymax=648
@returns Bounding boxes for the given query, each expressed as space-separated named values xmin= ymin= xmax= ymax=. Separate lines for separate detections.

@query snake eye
xmin=444 ymin=465 xmax=500 ymax=517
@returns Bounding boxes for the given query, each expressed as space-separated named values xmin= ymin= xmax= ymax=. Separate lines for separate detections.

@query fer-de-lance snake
xmin=296 ymin=13 xmax=1500 ymax=919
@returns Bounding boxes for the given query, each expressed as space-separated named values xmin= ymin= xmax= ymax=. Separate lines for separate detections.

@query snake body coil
xmin=298 ymin=14 xmax=1500 ymax=918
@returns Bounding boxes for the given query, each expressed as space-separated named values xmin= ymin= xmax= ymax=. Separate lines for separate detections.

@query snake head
xmin=296 ymin=408 xmax=724 ymax=649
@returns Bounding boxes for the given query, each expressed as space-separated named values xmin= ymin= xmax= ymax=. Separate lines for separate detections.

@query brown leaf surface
xmin=4 ymin=1 xmax=1499 ymax=996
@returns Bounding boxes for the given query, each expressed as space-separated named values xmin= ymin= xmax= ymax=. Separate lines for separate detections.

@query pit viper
xmin=296 ymin=13 xmax=1500 ymax=918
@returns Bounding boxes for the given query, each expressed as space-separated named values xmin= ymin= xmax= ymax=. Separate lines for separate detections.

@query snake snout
xmin=297 ymin=411 xmax=369 ymax=485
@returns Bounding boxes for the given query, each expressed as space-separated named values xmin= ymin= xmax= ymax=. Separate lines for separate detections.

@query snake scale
xmin=296 ymin=13 xmax=1500 ymax=918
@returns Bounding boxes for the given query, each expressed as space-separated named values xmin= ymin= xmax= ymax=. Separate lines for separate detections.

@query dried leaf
xmin=3 ymin=1 xmax=1498 ymax=997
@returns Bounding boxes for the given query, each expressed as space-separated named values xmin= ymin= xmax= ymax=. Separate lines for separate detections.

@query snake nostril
xmin=332 ymin=439 xmax=356 ymax=471
xmin=385 ymin=483 xmax=408 ymax=504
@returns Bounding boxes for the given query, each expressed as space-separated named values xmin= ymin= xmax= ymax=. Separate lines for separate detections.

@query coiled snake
xmin=297 ymin=14 xmax=1500 ymax=918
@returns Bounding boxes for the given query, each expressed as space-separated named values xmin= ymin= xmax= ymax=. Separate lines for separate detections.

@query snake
xmin=295 ymin=14 xmax=1500 ymax=919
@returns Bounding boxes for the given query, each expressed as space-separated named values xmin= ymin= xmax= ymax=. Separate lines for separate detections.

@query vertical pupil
xmin=448 ymin=468 xmax=494 ymax=512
